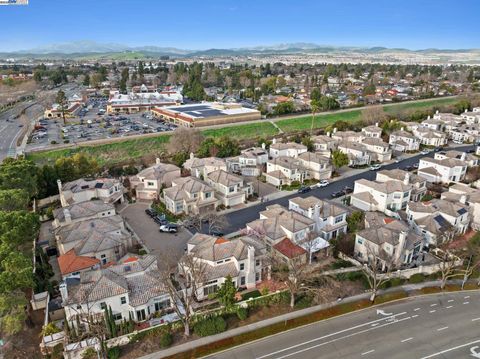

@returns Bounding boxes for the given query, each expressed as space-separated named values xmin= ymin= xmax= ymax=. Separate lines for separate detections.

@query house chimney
xmin=326 ymin=131 xmax=331 ymax=137
xmin=155 ymin=157 xmax=161 ymax=165
xmin=461 ymin=152 xmax=466 ymax=161
xmin=57 ymin=179 xmax=68 ymax=207
xmin=272 ymin=138 xmax=277 ymax=145
xmin=333 ymin=127 xmax=337 ymax=134
xmin=261 ymin=142 xmax=266 ymax=150
xmin=427 ymin=115 xmax=431 ymax=120
xmin=189 ymin=152 xmax=195 ymax=160
xmin=64 ymin=208 xmax=72 ymax=224
xmin=460 ymin=195 xmax=467 ymax=204
xmin=465 ymin=109 xmax=468 ymax=113
xmin=313 ymin=203 xmax=322 ymax=232
xmin=245 ymin=246 xmax=256 ymax=288
xmin=375 ymin=122 xmax=378 ymax=127
xmin=403 ymin=172 xmax=410 ymax=185
xmin=396 ymin=231 xmax=407 ymax=263
xmin=400 ymin=127 xmax=404 ymax=131
xmin=59 ymin=282 xmax=68 ymax=304
xmin=436 ymin=110 xmax=439 ymax=114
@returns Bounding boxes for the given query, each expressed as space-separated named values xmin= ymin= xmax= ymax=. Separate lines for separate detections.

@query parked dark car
xmin=145 ymin=208 xmax=157 ymax=217
xmin=153 ymin=215 xmax=168 ymax=225
xmin=331 ymin=191 xmax=344 ymax=198
xmin=210 ymin=229 xmax=224 ymax=237
xmin=403 ymin=165 xmax=414 ymax=171
xmin=297 ymin=186 xmax=311 ymax=194
xmin=344 ymin=186 xmax=353 ymax=194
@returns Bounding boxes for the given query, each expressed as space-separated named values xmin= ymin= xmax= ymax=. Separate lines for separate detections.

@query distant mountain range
xmin=1 ymin=40 xmax=479 ymax=60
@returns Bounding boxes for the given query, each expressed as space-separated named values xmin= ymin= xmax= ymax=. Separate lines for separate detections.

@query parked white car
xmin=369 ymin=164 xmax=381 ymax=171
xmin=315 ymin=180 xmax=330 ymax=188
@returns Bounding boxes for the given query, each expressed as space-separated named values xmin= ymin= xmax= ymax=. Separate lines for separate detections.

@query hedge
xmin=194 ymin=316 xmax=227 ymax=337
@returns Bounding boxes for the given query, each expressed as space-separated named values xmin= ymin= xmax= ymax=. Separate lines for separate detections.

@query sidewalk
xmin=139 ymin=279 xmax=478 ymax=359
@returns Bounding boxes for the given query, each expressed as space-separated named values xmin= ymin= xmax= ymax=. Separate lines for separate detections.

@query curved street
xmin=206 ymin=290 xmax=480 ymax=359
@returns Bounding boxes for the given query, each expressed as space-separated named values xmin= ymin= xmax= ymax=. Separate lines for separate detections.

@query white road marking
xmin=465 ymin=296 xmax=470 ymax=299
xmin=446 ymin=305 xmax=453 ymax=309
xmin=429 ymin=310 xmax=436 ymax=313
xmin=412 ymin=314 xmax=419 ymax=318
xmin=430 ymin=304 xmax=437 ymax=307
xmin=472 ymin=318 xmax=480 ymax=322
xmin=447 ymin=299 xmax=454 ymax=303
xmin=268 ymin=317 xmax=412 ymax=359
xmin=414 ymin=308 xmax=420 ymax=311
xmin=437 ymin=326 xmax=448 ymax=331
xmin=371 ymin=323 xmax=379 ymax=327
xmin=463 ymin=301 xmax=470 ymax=305
xmin=420 ymin=339 xmax=480 ymax=359
xmin=361 ymin=350 xmax=375 ymax=356
xmin=401 ymin=337 xmax=413 ymax=343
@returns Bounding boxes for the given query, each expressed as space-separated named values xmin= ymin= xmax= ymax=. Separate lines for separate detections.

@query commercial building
xmin=152 ymin=102 xmax=261 ymax=128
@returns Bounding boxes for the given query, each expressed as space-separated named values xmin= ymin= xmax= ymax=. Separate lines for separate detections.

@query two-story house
xmin=361 ymin=137 xmax=392 ymax=162
xmin=265 ymin=156 xmax=308 ymax=187
xmin=354 ymin=215 xmax=423 ymax=269
xmin=288 ymin=196 xmax=348 ymax=240
xmin=417 ymin=157 xmax=467 ymax=183
xmin=389 ymin=129 xmax=420 ymax=152
xmin=226 ymin=146 xmax=268 ymax=177
xmin=205 ymin=170 xmax=252 ymax=207
xmin=129 ymin=158 xmax=181 ymax=200
xmin=361 ymin=124 xmax=382 ymax=138
xmin=269 ymin=140 xmax=308 ymax=159
xmin=297 ymin=152 xmax=333 ymax=180
xmin=311 ymin=135 xmax=337 ymax=157
xmin=441 ymin=183 xmax=480 ymax=230
xmin=183 ymin=154 xmax=227 ymax=179
xmin=351 ymin=178 xmax=411 ymax=215
xmin=337 ymin=141 xmax=372 ymax=166
xmin=376 ymin=169 xmax=427 ymax=201
xmin=406 ymin=199 xmax=470 ymax=246
xmin=52 ymin=200 xmax=116 ymax=230
xmin=331 ymin=130 xmax=364 ymax=143
xmin=58 ymin=178 xmax=124 ymax=207
xmin=461 ymin=108 xmax=480 ymax=125
xmin=163 ymin=176 xmax=218 ymax=215
xmin=412 ymin=127 xmax=447 ymax=147
xmin=183 ymin=234 xmax=267 ymax=300
xmin=434 ymin=150 xmax=479 ymax=168
xmin=61 ymin=255 xmax=173 ymax=328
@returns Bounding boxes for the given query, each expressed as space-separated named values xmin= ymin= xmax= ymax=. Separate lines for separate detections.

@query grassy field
xmin=28 ymin=135 xmax=170 ymax=166
xmin=383 ymin=97 xmax=459 ymax=113
xmin=202 ymin=121 xmax=279 ymax=139
xmin=276 ymin=110 xmax=362 ymax=133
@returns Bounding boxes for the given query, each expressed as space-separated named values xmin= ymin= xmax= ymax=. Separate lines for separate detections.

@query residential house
xmin=205 ymin=170 xmax=252 ymax=207
xmin=61 ymin=255 xmax=173 ymax=327
xmin=163 ymin=176 xmax=217 ymax=215
xmin=312 ymin=135 xmax=337 ymax=157
xmin=269 ymin=140 xmax=307 ymax=159
xmin=461 ymin=109 xmax=480 ymax=125
xmin=448 ymin=124 xmax=480 ymax=143
xmin=361 ymin=124 xmax=382 ymax=138
xmin=351 ymin=178 xmax=411 ymax=215
xmin=354 ymin=215 xmax=423 ymax=269
xmin=183 ymin=154 xmax=227 ymax=179
xmin=441 ymin=183 xmax=480 ymax=230
xmin=331 ymin=130 xmax=364 ymax=143
xmin=337 ymin=141 xmax=372 ymax=166
xmin=265 ymin=156 xmax=307 ymax=186
xmin=376 ymin=169 xmax=427 ymax=201
xmin=434 ymin=150 xmax=479 ymax=168
xmin=54 ymin=216 xmax=132 ymax=265
xmin=226 ymin=146 xmax=268 ymax=177
xmin=183 ymin=234 xmax=268 ymax=300
xmin=420 ymin=116 xmax=444 ymax=131
xmin=129 ymin=159 xmax=181 ymax=200
xmin=417 ymin=157 xmax=467 ymax=183
xmin=297 ymin=152 xmax=333 ymax=180
xmin=361 ymin=137 xmax=392 ymax=162
xmin=58 ymin=178 xmax=124 ymax=207
xmin=288 ymin=196 xmax=348 ymax=240
xmin=52 ymin=201 xmax=116 ymax=230
xmin=412 ymin=127 xmax=447 ymax=147
xmin=406 ymin=199 xmax=470 ymax=246
xmin=57 ymin=250 xmax=100 ymax=280
xmin=389 ymin=129 xmax=420 ymax=152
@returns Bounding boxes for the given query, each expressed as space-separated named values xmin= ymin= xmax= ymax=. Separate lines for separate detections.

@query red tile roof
xmin=273 ymin=238 xmax=307 ymax=259
xmin=57 ymin=250 xmax=100 ymax=275
xmin=384 ymin=218 xmax=395 ymax=224
xmin=215 ymin=237 xmax=228 ymax=245
xmin=123 ymin=256 xmax=138 ymax=263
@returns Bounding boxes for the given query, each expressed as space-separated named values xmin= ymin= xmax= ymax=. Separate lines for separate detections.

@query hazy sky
xmin=0 ymin=0 xmax=479 ymax=51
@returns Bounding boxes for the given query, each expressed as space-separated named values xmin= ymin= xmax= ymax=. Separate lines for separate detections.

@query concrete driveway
xmin=120 ymin=202 xmax=191 ymax=262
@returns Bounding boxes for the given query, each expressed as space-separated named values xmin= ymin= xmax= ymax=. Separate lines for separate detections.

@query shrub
xmin=295 ymin=295 xmax=313 ymax=309
xmin=241 ymin=290 xmax=261 ymax=301
xmin=409 ymin=273 xmax=426 ymax=284
xmin=107 ymin=347 xmax=121 ymax=359
xmin=160 ymin=332 xmax=173 ymax=348
xmin=194 ymin=316 xmax=227 ymax=337
xmin=236 ymin=307 xmax=248 ymax=320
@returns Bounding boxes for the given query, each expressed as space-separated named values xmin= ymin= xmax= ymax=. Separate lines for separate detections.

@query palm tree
xmin=310 ymin=99 xmax=320 ymax=135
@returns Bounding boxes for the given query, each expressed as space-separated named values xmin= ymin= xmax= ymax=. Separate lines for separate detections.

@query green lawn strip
xmin=276 ymin=110 xmax=361 ymax=133
xmin=383 ymin=97 xmax=459 ymax=113
xmin=164 ymin=291 xmax=408 ymax=359
xmin=201 ymin=121 xmax=279 ymax=139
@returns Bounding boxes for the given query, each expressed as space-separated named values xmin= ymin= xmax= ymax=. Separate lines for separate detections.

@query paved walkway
xmin=139 ymin=279 xmax=478 ymax=359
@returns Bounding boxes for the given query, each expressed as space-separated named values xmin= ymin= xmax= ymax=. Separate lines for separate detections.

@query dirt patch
xmin=4 ymin=309 xmax=44 ymax=359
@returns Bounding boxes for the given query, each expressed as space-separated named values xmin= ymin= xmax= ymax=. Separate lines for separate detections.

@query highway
xmin=206 ymin=291 xmax=480 ymax=359
xmin=222 ymin=144 xmax=475 ymax=234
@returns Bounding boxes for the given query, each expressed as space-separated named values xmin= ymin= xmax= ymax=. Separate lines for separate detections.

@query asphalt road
xmin=222 ymin=145 xmax=475 ymax=234
xmin=206 ymin=291 xmax=480 ymax=359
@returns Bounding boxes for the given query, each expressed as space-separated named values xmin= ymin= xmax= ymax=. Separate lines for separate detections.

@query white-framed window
xmin=120 ymin=296 xmax=126 ymax=305
xmin=239 ymin=263 xmax=245 ymax=270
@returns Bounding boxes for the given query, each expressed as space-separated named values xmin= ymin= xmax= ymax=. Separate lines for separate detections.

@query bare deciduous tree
xmin=183 ymin=211 xmax=229 ymax=235
xmin=159 ymin=253 xmax=207 ymax=337
xmin=361 ymin=106 xmax=386 ymax=125
xmin=166 ymin=127 xmax=204 ymax=155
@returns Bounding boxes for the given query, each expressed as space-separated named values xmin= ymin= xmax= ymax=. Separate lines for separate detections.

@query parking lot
xmin=27 ymin=98 xmax=177 ymax=151
xmin=121 ymin=202 xmax=191 ymax=263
